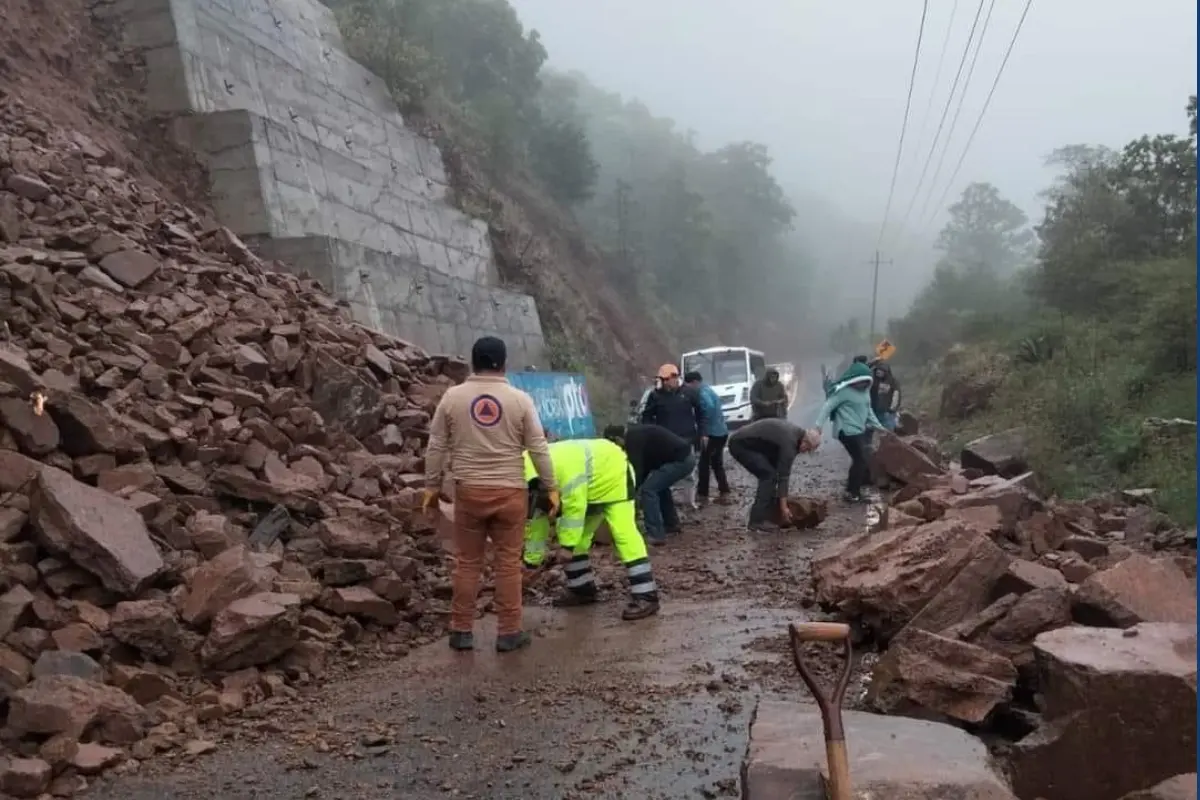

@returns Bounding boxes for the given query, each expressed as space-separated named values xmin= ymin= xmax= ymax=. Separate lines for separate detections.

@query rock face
xmin=1007 ymin=624 xmax=1197 ymax=800
xmin=30 ymin=466 xmax=163 ymax=595
xmin=742 ymin=700 xmax=1017 ymax=800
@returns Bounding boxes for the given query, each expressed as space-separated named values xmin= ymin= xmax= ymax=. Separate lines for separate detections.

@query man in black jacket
xmin=641 ymin=364 xmax=708 ymax=446
xmin=604 ymin=423 xmax=696 ymax=545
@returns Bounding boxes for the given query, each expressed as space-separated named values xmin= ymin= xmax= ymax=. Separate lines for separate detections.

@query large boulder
xmin=30 ymin=466 xmax=163 ymax=595
xmin=870 ymin=431 xmax=946 ymax=489
xmin=1072 ymin=554 xmax=1196 ymax=628
xmin=8 ymin=675 xmax=148 ymax=744
xmin=199 ymin=592 xmax=300 ymax=670
xmin=867 ymin=627 xmax=1017 ymax=725
xmin=182 ymin=545 xmax=272 ymax=626
xmin=961 ymin=428 xmax=1029 ymax=478
xmin=743 ymin=700 xmax=1017 ymax=800
xmin=1008 ymin=623 xmax=1197 ymax=800
xmin=812 ymin=518 xmax=1007 ymax=640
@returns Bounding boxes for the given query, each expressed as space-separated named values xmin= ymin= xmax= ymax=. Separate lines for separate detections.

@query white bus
xmin=680 ymin=345 xmax=767 ymax=428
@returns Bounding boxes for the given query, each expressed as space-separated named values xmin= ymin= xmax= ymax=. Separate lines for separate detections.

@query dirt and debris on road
xmin=80 ymin=449 xmax=867 ymax=800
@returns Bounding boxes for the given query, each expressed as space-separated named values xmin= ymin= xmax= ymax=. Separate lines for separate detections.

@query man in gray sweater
xmin=727 ymin=418 xmax=819 ymax=531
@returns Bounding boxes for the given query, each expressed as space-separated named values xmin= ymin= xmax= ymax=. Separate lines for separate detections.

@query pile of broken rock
xmin=0 ymin=101 xmax=463 ymax=795
xmin=809 ymin=428 xmax=1197 ymax=800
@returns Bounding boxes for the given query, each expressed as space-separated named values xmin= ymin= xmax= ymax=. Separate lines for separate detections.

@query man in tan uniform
xmin=423 ymin=336 xmax=559 ymax=653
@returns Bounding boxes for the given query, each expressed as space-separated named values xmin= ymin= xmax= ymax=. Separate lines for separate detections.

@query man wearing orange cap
xmin=638 ymin=363 xmax=707 ymax=537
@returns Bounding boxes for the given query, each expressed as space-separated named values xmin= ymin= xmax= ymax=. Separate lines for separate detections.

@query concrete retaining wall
xmin=98 ymin=0 xmax=545 ymax=366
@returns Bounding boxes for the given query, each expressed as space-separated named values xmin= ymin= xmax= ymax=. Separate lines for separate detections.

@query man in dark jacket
xmin=603 ymin=423 xmax=695 ymax=545
xmin=728 ymin=418 xmax=818 ymax=531
xmin=867 ymin=358 xmax=901 ymax=431
xmin=750 ymin=368 xmax=789 ymax=421
xmin=641 ymin=364 xmax=708 ymax=445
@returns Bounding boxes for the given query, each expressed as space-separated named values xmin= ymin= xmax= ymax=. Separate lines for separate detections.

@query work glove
xmin=421 ymin=488 xmax=438 ymax=516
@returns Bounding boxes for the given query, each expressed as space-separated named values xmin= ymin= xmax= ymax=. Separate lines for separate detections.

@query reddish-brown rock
xmin=199 ymin=592 xmax=301 ymax=670
xmin=318 ymin=586 xmax=398 ymax=626
xmin=0 ymin=757 xmax=52 ymax=798
xmin=812 ymin=518 xmax=1004 ymax=640
xmin=30 ymin=467 xmax=163 ymax=595
xmin=961 ymin=428 xmax=1028 ymax=477
xmin=868 ymin=627 xmax=1017 ymax=725
xmin=870 ymin=430 xmax=946 ymax=489
xmin=182 ymin=546 xmax=269 ymax=626
xmin=8 ymin=675 xmax=148 ymax=744
xmin=1073 ymin=554 xmax=1196 ymax=628
xmin=110 ymin=600 xmax=192 ymax=661
xmin=1009 ymin=623 xmax=1196 ymax=800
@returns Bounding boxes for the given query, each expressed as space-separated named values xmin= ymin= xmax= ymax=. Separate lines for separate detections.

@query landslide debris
xmin=810 ymin=423 xmax=1198 ymax=800
xmin=0 ymin=98 xmax=467 ymax=793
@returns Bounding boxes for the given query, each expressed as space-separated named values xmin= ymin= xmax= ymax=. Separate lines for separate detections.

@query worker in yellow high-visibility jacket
xmin=524 ymin=438 xmax=660 ymax=621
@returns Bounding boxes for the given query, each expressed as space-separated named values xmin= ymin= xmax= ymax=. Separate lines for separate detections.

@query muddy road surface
xmin=90 ymin=401 xmax=867 ymax=800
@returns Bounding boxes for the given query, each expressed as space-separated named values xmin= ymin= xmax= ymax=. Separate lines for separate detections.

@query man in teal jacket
xmin=813 ymin=361 xmax=884 ymax=503
xmin=684 ymin=371 xmax=731 ymax=505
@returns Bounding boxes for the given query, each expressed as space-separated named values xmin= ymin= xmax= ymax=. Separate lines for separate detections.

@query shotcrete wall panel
xmin=106 ymin=0 xmax=542 ymax=366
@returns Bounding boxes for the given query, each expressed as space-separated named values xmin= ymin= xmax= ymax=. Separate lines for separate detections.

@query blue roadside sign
xmin=508 ymin=372 xmax=595 ymax=440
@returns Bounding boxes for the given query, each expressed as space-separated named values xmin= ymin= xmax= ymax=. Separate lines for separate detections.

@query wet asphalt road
xmin=87 ymin=366 xmax=864 ymax=800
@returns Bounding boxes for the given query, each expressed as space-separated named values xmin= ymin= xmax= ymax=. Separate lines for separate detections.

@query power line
xmin=875 ymin=0 xmax=930 ymax=250
xmin=907 ymin=0 xmax=961 ymax=176
xmin=889 ymin=0 xmax=988 ymax=247
xmin=915 ymin=0 xmax=1000 ymax=226
xmin=919 ymin=0 xmax=1036 ymax=233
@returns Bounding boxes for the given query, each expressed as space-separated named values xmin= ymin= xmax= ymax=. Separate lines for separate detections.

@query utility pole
xmin=866 ymin=250 xmax=894 ymax=344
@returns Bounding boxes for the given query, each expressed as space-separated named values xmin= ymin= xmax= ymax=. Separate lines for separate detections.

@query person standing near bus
xmin=684 ymin=370 xmax=731 ymax=505
xmin=750 ymin=368 xmax=789 ymax=421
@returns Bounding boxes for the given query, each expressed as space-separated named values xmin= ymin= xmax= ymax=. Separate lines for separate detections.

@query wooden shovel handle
xmin=790 ymin=622 xmax=850 ymax=643
xmin=789 ymin=622 xmax=854 ymax=800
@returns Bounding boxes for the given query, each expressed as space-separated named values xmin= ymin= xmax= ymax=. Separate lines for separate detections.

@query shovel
xmin=789 ymin=621 xmax=853 ymax=800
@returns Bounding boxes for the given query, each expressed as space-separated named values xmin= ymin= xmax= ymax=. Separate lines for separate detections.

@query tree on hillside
xmin=1035 ymin=97 xmax=1197 ymax=314
xmin=890 ymin=182 xmax=1033 ymax=362
xmin=936 ymin=182 xmax=1035 ymax=275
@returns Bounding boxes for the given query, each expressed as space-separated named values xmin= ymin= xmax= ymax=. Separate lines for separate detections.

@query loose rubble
xmin=0 ymin=100 xmax=467 ymax=792
xmin=809 ymin=424 xmax=1199 ymax=800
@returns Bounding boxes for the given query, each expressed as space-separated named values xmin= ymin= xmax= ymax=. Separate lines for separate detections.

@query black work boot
xmin=553 ymin=588 xmax=598 ymax=608
xmin=495 ymin=631 xmax=532 ymax=652
xmin=448 ymin=631 xmax=475 ymax=651
xmin=621 ymin=594 xmax=660 ymax=621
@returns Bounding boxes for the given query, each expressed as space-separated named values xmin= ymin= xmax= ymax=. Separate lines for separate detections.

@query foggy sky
xmin=508 ymin=0 xmax=1196 ymax=326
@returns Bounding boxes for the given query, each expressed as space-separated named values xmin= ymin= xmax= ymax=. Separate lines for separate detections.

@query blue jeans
xmin=639 ymin=452 xmax=697 ymax=542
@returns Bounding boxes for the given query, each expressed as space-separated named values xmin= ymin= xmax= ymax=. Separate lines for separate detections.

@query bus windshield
xmin=683 ymin=351 xmax=750 ymax=385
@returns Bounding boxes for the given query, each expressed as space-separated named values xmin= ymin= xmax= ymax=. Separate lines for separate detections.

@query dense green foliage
xmin=331 ymin=0 xmax=812 ymax=347
xmin=892 ymin=99 xmax=1197 ymax=523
